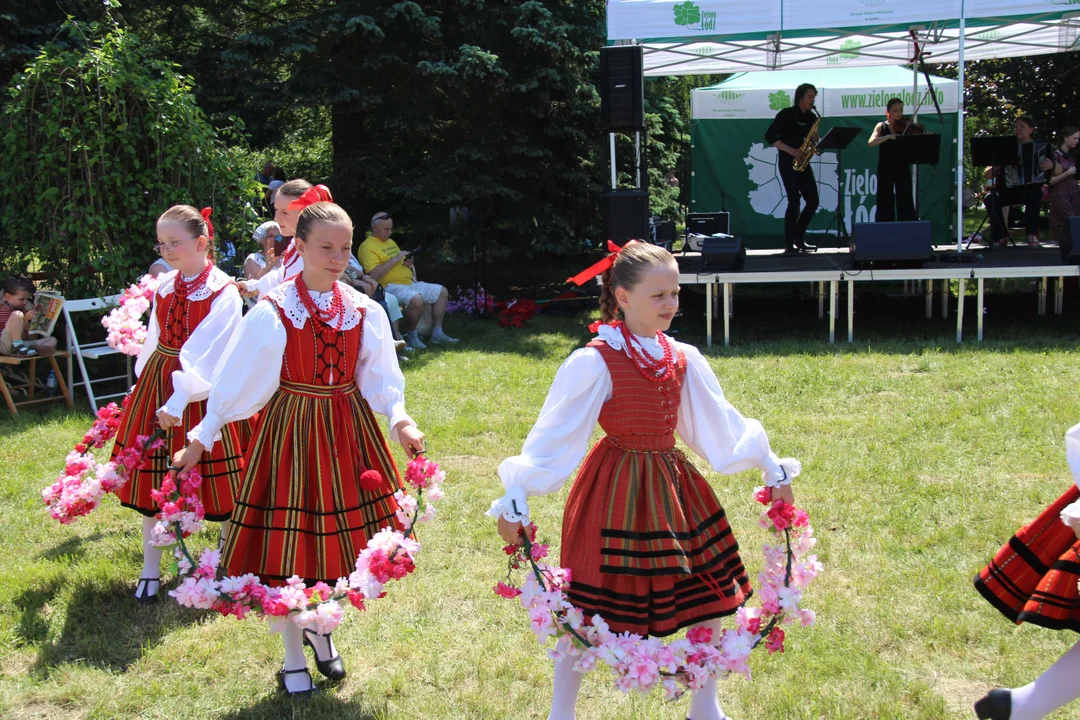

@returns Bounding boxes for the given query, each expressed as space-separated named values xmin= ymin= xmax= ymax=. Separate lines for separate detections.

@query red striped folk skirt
xmin=112 ymin=346 xmax=243 ymax=521
xmin=561 ymin=437 xmax=751 ymax=637
xmin=974 ymin=485 xmax=1080 ymax=633
xmin=233 ymin=412 xmax=260 ymax=459
xmin=221 ymin=379 xmax=404 ymax=586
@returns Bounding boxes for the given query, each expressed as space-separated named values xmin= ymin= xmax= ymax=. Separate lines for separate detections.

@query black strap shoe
xmin=134 ymin=577 xmax=160 ymax=605
xmin=796 ymin=240 xmax=817 ymax=252
xmin=974 ymin=688 xmax=1011 ymax=719
xmin=303 ymin=628 xmax=346 ymax=681
xmin=276 ymin=666 xmax=318 ymax=697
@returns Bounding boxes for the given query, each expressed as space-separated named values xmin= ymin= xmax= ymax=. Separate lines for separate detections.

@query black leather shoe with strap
xmin=303 ymin=628 xmax=346 ymax=681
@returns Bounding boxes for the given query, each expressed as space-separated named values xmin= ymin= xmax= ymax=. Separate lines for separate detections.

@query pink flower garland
xmin=156 ymin=454 xmax=446 ymax=634
xmin=40 ymin=399 xmax=160 ymax=524
xmin=102 ymin=274 xmax=160 ymax=356
xmin=495 ymin=489 xmax=822 ymax=700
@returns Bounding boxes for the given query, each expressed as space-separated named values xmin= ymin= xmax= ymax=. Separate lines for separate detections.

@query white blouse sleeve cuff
xmin=1062 ymin=500 xmax=1080 ymax=530
xmin=486 ymin=486 xmax=530 ymax=526
xmin=160 ymin=388 xmax=191 ymax=420
xmin=763 ymin=457 xmax=801 ymax=488
xmin=188 ymin=413 xmax=224 ymax=450
xmin=389 ymin=405 xmax=415 ymax=444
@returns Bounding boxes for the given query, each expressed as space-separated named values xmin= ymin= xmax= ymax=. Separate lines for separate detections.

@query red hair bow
xmin=566 ymin=239 xmax=640 ymax=286
xmin=200 ymin=207 xmax=214 ymax=239
xmin=287 ymin=184 xmax=334 ymax=211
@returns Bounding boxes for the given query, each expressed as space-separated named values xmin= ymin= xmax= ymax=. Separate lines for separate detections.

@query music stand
xmin=816 ymin=126 xmax=862 ymax=245
xmin=882 ymin=134 xmax=942 ymax=217
xmin=968 ymin=136 xmax=1019 ymax=250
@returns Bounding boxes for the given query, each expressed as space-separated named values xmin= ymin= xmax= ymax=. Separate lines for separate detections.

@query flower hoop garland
xmin=495 ymin=489 xmax=822 ymax=700
xmin=153 ymin=452 xmax=446 ymax=633
xmin=40 ymin=400 xmax=154 ymax=524
xmin=102 ymin=274 xmax=160 ymax=356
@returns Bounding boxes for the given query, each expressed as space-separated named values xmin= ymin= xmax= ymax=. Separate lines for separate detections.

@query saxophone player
xmin=766 ymin=83 xmax=820 ymax=253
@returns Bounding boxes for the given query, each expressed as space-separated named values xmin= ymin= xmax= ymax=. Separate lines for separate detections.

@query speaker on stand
xmin=600 ymin=45 xmax=647 ymax=246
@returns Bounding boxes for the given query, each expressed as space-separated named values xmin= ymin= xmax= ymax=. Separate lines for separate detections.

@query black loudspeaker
xmin=686 ymin=211 xmax=730 ymax=237
xmin=600 ymin=46 xmax=644 ymax=132
xmin=601 ymin=189 xmax=650 ymax=246
xmin=1060 ymin=217 xmax=1080 ymax=264
xmin=700 ymin=236 xmax=745 ymax=272
xmin=851 ymin=221 xmax=933 ymax=268
xmin=651 ymin=219 xmax=677 ymax=248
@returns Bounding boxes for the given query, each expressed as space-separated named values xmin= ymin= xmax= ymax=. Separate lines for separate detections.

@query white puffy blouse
xmin=188 ymin=280 xmax=414 ymax=449
xmin=136 ymin=267 xmax=242 ymax=421
xmin=488 ymin=325 xmax=801 ymax=525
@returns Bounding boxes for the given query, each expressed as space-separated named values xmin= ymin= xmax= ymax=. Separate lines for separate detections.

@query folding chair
xmin=63 ymin=295 xmax=132 ymax=412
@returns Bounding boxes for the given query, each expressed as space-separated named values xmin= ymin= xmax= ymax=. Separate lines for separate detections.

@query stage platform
xmin=676 ymin=245 xmax=1077 ymax=346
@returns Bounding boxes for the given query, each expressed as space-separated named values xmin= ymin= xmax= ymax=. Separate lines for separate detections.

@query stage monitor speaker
xmin=700 ymin=236 xmax=745 ymax=272
xmin=686 ymin=212 xmax=730 ymax=237
xmin=600 ymin=46 xmax=644 ymax=132
xmin=851 ymin=221 xmax=932 ymax=268
xmin=651 ymin=219 xmax=677 ymax=249
xmin=601 ymin=189 xmax=650 ymax=247
xmin=1060 ymin=216 xmax=1080 ymax=264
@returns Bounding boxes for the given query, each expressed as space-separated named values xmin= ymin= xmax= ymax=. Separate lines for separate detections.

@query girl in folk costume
xmin=240 ymin=180 xmax=331 ymax=300
xmin=490 ymin=242 xmax=801 ymax=720
xmin=113 ymin=205 xmax=244 ymax=604
xmin=176 ymin=200 xmax=425 ymax=695
xmin=973 ymin=424 xmax=1080 ymax=720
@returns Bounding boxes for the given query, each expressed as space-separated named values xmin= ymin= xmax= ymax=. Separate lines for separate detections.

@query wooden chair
xmin=0 ymin=351 xmax=73 ymax=417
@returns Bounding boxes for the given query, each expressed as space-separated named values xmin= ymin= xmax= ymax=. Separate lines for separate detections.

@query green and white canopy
xmin=608 ymin=0 xmax=1080 ymax=75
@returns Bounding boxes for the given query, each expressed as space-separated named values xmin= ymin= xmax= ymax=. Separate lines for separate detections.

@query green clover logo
xmin=769 ymin=90 xmax=792 ymax=111
xmin=673 ymin=1 xmax=702 ymax=27
xmin=839 ymin=39 xmax=862 ymax=58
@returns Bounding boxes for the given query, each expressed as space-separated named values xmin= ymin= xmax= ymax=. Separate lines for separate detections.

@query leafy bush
xmin=0 ymin=19 xmax=260 ymax=296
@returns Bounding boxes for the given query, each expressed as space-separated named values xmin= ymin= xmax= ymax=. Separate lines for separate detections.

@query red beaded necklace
xmin=295 ymin=274 xmax=346 ymax=331
xmin=281 ymin=241 xmax=298 ymax=269
xmin=618 ymin=321 xmax=676 ymax=383
xmin=173 ymin=263 xmax=212 ymax=300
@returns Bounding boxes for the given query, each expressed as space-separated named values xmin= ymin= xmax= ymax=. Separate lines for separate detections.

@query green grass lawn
xmin=2 ymin=306 xmax=1079 ymax=719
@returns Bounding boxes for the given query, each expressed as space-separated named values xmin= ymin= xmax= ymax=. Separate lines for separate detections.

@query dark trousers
xmin=778 ymin=158 xmax=818 ymax=248
xmin=984 ymin=184 xmax=1042 ymax=240
xmin=877 ymin=164 xmax=916 ymax=222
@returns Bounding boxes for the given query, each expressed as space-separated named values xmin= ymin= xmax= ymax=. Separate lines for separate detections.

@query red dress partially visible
xmin=113 ymin=271 xmax=243 ymax=521
xmin=222 ymin=288 xmax=404 ymax=585
xmin=561 ymin=341 xmax=751 ymax=637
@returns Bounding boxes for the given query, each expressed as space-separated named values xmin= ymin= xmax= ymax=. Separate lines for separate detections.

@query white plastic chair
xmin=63 ymin=295 xmax=132 ymax=412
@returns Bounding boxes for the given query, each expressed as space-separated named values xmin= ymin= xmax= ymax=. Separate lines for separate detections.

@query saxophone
xmin=792 ymin=108 xmax=821 ymax=173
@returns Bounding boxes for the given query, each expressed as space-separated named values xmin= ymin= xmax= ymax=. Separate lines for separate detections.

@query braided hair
xmin=598 ymin=242 xmax=675 ymax=324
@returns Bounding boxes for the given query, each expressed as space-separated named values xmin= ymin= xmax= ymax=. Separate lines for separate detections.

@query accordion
xmin=1004 ymin=141 xmax=1050 ymax=188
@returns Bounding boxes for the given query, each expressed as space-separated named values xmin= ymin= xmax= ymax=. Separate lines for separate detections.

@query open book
xmin=26 ymin=292 xmax=64 ymax=338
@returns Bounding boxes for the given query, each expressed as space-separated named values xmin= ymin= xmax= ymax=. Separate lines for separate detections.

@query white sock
xmin=137 ymin=516 xmax=163 ymax=598
xmin=548 ymin=655 xmax=584 ymax=720
xmin=406 ymin=330 xmax=419 ymax=340
xmin=218 ymin=519 xmax=230 ymax=550
xmin=1010 ymin=639 xmax=1080 ymax=720
xmin=281 ymin=622 xmax=313 ymax=692
xmin=304 ymin=628 xmax=339 ymax=660
xmin=688 ymin=675 xmax=727 ymax=720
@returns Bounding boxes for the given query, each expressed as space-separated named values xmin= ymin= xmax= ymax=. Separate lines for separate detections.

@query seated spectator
xmin=0 ymin=276 xmax=57 ymax=358
xmin=245 ymin=221 xmax=281 ymax=280
xmin=342 ymin=255 xmax=409 ymax=361
xmin=358 ymin=212 xmax=458 ymax=350
xmin=148 ymin=257 xmax=173 ymax=277
xmin=255 ymin=161 xmax=275 ymax=186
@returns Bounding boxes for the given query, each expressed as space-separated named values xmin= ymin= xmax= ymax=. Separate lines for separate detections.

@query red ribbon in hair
xmin=200 ymin=207 xmax=215 ymax=239
xmin=566 ymin=239 xmax=641 ymax=286
xmin=287 ymin=184 xmax=334 ymax=211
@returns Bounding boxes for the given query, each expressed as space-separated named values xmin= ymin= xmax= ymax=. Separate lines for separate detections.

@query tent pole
xmin=956 ymin=16 xmax=966 ymax=252
xmin=610 ymin=132 xmax=617 ymax=190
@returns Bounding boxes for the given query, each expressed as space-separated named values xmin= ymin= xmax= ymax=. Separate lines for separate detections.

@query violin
xmin=894 ymin=115 xmax=928 ymax=135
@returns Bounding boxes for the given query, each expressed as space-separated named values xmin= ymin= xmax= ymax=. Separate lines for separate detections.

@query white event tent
xmin=607 ymin=0 xmax=1080 ymax=249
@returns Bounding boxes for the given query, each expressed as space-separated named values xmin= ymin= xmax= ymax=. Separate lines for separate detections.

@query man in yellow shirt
xmin=358 ymin=212 xmax=458 ymax=349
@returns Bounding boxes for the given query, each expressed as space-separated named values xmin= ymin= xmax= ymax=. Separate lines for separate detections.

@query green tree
xmin=0 ymin=18 xmax=259 ymax=295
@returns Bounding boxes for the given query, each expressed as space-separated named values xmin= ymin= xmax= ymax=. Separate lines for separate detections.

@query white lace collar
xmin=266 ymin=279 xmax=365 ymax=331
xmin=157 ymin=266 xmax=232 ymax=302
xmin=596 ymin=324 xmax=667 ymax=361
